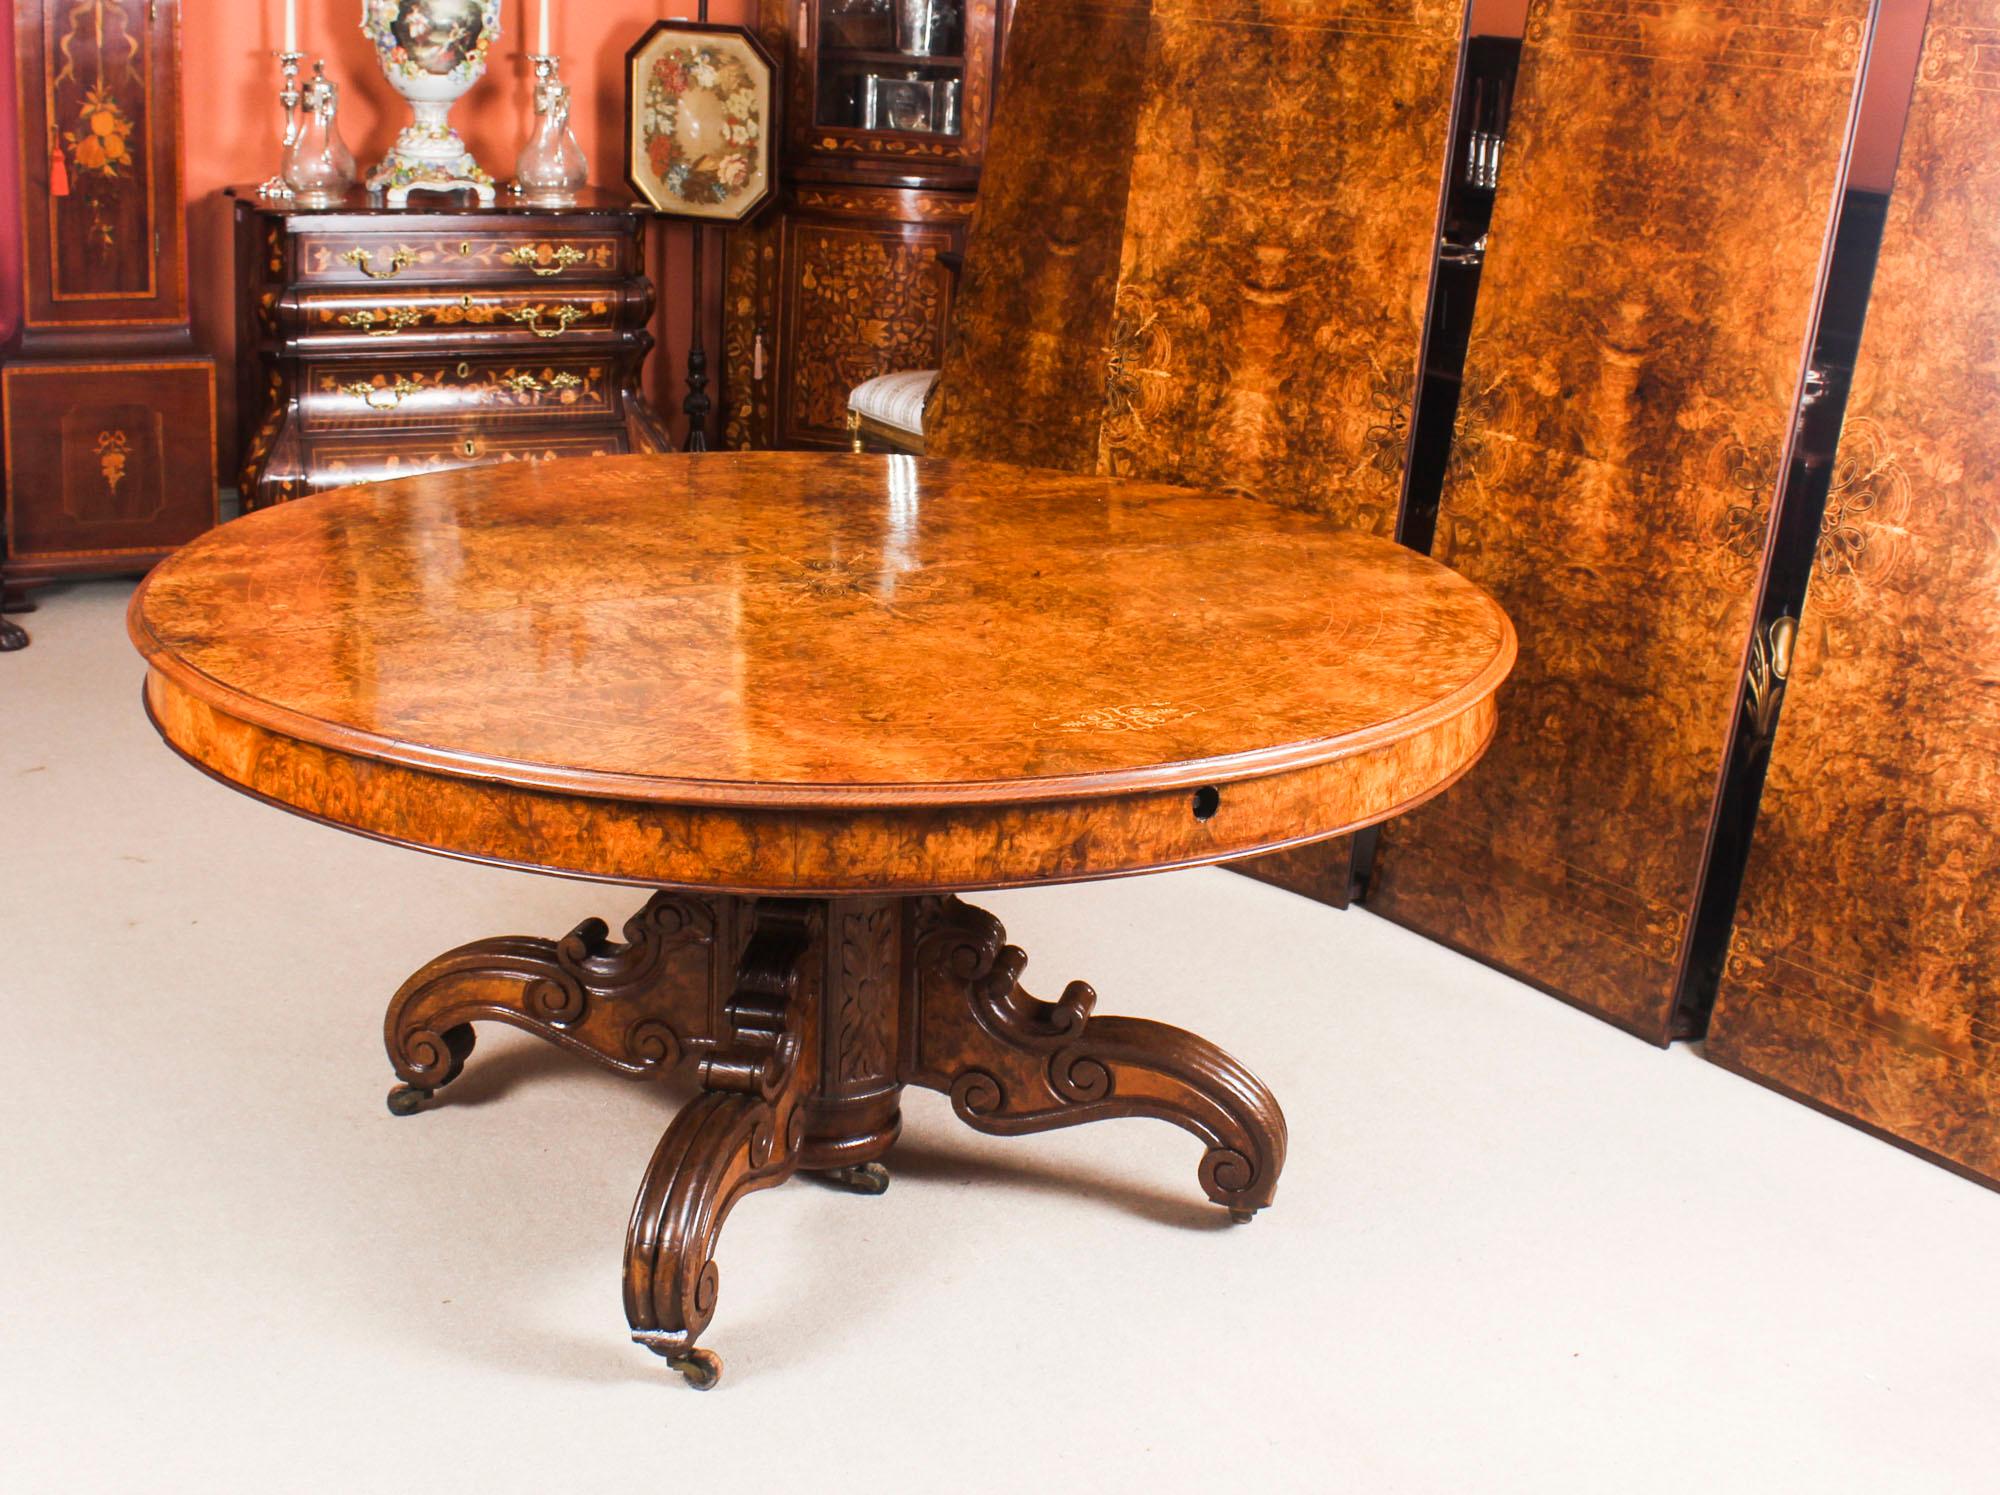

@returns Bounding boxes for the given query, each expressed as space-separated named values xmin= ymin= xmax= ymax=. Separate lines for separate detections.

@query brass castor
xmin=386 ymin=1084 xmax=434 ymax=1117
xmin=1228 ymin=1206 xmax=1257 ymax=1224
xmin=670 ymin=1348 xmax=723 ymax=1390
xmin=813 ymin=1162 xmax=890 ymax=1196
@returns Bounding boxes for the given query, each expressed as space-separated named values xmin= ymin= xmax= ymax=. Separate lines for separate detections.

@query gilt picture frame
xmin=624 ymin=21 xmax=780 ymax=223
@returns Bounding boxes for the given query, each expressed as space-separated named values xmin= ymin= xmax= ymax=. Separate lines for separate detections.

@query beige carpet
xmin=3 ymin=579 xmax=1994 ymax=1493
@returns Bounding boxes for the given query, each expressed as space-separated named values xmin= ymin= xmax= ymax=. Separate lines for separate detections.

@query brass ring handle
xmin=341 ymin=246 xmax=417 ymax=280
xmin=506 ymin=244 xmax=589 ymax=277
xmin=506 ymin=305 xmax=588 ymax=339
xmin=339 ymin=376 xmax=423 ymax=411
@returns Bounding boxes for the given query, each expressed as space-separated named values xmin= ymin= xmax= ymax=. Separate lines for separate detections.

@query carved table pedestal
xmin=130 ymin=452 xmax=1513 ymax=1386
xmin=386 ymin=890 xmax=1282 ymax=1385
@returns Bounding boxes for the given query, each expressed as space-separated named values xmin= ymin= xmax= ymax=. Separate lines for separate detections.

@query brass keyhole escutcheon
xmin=456 ymin=361 xmax=470 ymax=378
xmin=459 ymin=240 xmax=472 ymax=257
xmin=460 ymin=293 xmax=474 ymax=310
xmin=463 ymin=439 xmax=478 ymax=457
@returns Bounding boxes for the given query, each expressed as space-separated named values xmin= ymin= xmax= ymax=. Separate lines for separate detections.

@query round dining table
xmin=129 ymin=451 xmax=1514 ymax=1387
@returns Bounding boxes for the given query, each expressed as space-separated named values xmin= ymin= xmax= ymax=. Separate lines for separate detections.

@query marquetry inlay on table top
xmin=130 ymin=452 xmax=1514 ymax=893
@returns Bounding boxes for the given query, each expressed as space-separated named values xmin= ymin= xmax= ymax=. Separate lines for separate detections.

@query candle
xmin=283 ymin=0 xmax=297 ymax=52
xmin=538 ymin=0 xmax=551 ymax=53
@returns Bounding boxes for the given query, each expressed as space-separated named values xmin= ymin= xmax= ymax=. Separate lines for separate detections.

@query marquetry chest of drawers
xmin=229 ymin=187 xmax=671 ymax=507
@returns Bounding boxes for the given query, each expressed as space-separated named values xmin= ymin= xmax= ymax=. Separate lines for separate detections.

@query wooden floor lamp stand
xmin=383 ymin=891 xmax=1288 ymax=1389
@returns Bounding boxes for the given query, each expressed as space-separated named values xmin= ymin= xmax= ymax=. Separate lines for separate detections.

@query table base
xmin=383 ymin=891 xmax=1288 ymax=1388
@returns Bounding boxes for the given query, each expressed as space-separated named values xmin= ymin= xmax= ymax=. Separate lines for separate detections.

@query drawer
xmin=294 ymin=287 xmax=626 ymax=345
xmin=293 ymin=228 xmax=632 ymax=286
xmin=300 ymin=356 xmax=619 ymax=432
xmin=300 ymin=429 xmax=633 ymax=492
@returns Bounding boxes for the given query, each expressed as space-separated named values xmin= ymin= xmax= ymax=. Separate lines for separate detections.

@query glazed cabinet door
xmin=16 ymin=0 xmax=189 ymax=332
xmin=764 ymin=0 xmax=1001 ymax=185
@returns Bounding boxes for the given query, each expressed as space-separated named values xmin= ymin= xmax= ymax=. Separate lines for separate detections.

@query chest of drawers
xmin=230 ymin=188 xmax=671 ymax=507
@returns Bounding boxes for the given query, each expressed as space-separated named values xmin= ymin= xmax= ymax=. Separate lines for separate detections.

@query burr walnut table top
xmin=129 ymin=453 xmax=1514 ymax=893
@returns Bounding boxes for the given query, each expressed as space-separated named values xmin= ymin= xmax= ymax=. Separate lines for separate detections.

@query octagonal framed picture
xmin=625 ymin=21 xmax=781 ymax=223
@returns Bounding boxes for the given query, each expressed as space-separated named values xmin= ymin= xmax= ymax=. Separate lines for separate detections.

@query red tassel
xmin=50 ymin=142 xmax=71 ymax=197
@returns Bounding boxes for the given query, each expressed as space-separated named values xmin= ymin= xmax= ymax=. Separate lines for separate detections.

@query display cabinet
xmin=3 ymin=0 xmax=217 ymax=648
xmin=723 ymin=0 xmax=1005 ymax=449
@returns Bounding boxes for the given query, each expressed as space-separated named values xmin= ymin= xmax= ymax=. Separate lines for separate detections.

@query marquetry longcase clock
xmin=3 ymin=0 xmax=217 ymax=643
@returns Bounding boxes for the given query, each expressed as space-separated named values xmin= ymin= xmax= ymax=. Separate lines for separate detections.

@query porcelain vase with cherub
xmin=361 ymin=0 xmax=501 ymax=205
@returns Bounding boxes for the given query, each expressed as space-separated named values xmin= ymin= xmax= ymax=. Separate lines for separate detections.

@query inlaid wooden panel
xmin=291 ymin=229 xmax=633 ymax=286
xmin=3 ymin=360 xmax=216 ymax=571
xmin=1364 ymin=0 xmax=1872 ymax=1042
xmin=300 ymin=430 xmax=630 ymax=493
xmin=781 ymin=218 xmax=958 ymax=447
xmin=15 ymin=0 xmax=188 ymax=328
xmin=299 ymin=359 xmax=618 ymax=432
xmin=1706 ymin=0 xmax=2000 ymax=1183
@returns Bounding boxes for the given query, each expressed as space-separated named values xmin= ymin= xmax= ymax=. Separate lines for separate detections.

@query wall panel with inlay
xmin=1705 ymin=0 xmax=2000 ymax=1184
xmin=1363 ymin=0 xmax=1874 ymax=1042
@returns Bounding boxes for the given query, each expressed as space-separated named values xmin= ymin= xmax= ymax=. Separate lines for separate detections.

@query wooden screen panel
xmin=932 ymin=0 xmax=1465 ymax=523
xmin=1707 ymin=0 xmax=2000 ymax=1183
xmin=927 ymin=0 xmax=1156 ymax=467
xmin=1365 ymin=0 xmax=1871 ymax=1042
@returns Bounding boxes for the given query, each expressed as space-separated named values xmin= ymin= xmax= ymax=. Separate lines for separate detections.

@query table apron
xmin=145 ymin=671 xmax=1497 ymax=896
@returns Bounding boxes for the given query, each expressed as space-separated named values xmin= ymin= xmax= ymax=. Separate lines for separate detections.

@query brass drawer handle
xmin=339 ymin=376 xmax=423 ymax=411
xmin=506 ymin=304 xmax=588 ymax=339
xmin=338 ymin=306 xmax=423 ymax=337
xmin=505 ymin=244 xmax=589 ymax=276
xmin=497 ymin=371 xmax=586 ymax=395
xmin=341 ymin=246 xmax=417 ymax=280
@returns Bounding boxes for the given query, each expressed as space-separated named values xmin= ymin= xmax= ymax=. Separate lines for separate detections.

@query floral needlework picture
xmin=626 ymin=24 xmax=778 ymax=222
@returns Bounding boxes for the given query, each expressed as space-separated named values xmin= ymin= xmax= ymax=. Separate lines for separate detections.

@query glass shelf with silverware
xmin=816 ymin=0 xmax=966 ymax=135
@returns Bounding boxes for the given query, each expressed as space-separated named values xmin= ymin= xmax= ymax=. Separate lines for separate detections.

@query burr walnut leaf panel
xmin=1366 ymin=0 xmax=1871 ymax=1040
xmin=931 ymin=0 xmax=1465 ymax=530
xmin=1707 ymin=0 xmax=2000 ymax=1183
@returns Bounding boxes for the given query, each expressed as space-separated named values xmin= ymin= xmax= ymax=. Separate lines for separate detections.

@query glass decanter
xmin=515 ymin=73 xmax=589 ymax=205
xmin=283 ymin=63 xmax=356 ymax=208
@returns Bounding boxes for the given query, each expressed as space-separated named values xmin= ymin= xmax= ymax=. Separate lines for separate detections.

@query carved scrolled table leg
xmin=624 ymin=899 xmax=821 ymax=1389
xmin=382 ymin=892 xmax=728 ymax=1114
xmin=380 ymin=890 xmax=1284 ymax=1386
xmin=903 ymin=897 xmax=1288 ymax=1220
